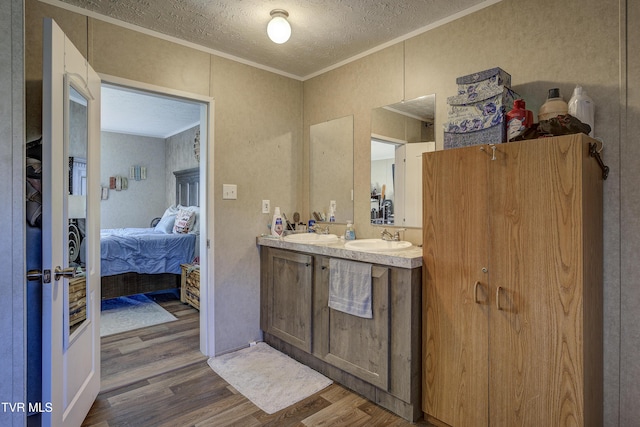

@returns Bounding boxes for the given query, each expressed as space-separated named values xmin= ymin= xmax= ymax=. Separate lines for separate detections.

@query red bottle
xmin=506 ymin=99 xmax=533 ymax=142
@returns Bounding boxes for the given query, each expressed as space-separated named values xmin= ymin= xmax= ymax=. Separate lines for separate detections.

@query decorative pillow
xmin=173 ymin=209 xmax=195 ymax=234
xmin=160 ymin=205 xmax=179 ymax=220
xmin=154 ymin=214 xmax=176 ymax=234
xmin=178 ymin=205 xmax=200 ymax=234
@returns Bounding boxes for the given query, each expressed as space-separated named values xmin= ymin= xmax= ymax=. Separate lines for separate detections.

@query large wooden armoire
xmin=422 ymin=134 xmax=603 ymax=426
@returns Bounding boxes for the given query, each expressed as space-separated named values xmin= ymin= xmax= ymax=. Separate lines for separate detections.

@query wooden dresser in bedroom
xmin=69 ymin=276 xmax=87 ymax=331
xmin=180 ymin=263 xmax=200 ymax=310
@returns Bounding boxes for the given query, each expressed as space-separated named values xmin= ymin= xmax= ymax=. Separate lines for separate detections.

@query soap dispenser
xmin=345 ymin=220 xmax=356 ymax=241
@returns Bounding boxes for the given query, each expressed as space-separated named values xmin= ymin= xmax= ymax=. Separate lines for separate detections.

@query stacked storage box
xmin=444 ymin=67 xmax=519 ymax=149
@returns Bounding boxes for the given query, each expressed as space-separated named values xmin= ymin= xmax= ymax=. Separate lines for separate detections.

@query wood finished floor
xmin=83 ymin=293 xmax=430 ymax=426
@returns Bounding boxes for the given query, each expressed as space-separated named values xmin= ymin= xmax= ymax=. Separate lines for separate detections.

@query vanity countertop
xmin=257 ymin=235 xmax=422 ymax=269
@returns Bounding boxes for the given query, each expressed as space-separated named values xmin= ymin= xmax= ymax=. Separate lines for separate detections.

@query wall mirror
xmin=370 ymin=95 xmax=436 ymax=227
xmin=66 ymin=77 xmax=90 ymax=340
xmin=310 ymin=115 xmax=354 ymax=224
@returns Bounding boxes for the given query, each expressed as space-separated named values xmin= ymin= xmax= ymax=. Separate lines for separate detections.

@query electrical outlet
xmin=262 ymin=200 xmax=270 ymax=214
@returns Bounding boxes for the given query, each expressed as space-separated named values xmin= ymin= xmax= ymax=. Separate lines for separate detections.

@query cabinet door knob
xmin=496 ymin=286 xmax=503 ymax=311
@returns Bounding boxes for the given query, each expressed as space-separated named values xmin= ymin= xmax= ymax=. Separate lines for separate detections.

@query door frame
xmin=99 ymin=73 xmax=216 ymax=356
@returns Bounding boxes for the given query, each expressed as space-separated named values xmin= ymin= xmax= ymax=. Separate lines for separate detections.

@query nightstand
xmin=180 ymin=263 xmax=200 ymax=310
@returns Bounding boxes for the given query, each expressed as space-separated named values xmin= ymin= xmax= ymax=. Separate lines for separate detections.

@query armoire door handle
xmin=474 ymin=281 xmax=481 ymax=304
xmin=496 ymin=286 xmax=503 ymax=310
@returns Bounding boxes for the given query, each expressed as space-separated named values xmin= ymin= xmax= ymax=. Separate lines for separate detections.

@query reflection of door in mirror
xmin=370 ymin=95 xmax=436 ymax=227
xmin=310 ymin=115 xmax=354 ymax=223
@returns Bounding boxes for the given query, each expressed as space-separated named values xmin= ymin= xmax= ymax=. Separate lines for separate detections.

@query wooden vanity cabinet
xmin=260 ymin=245 xmax=422 ymax=421
xmin=422 ymin=134 xmax=603 ymax=427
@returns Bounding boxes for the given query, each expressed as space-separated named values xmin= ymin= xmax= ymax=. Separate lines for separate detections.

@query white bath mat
xmin=207 ymin=342 xmax=333 ymax=414
xmin=100 ymin=294 xmax=177 ymax=337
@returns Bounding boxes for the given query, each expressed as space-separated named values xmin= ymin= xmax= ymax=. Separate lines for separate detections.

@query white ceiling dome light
xmin=267 ymin=9 xmax=291 ymax=44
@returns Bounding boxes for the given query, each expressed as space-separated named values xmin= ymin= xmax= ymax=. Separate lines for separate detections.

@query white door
xmin=41 ymin=18 xmax=101 ymax=426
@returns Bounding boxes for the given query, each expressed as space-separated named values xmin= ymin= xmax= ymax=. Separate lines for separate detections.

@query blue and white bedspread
xmin=100 ymin=228 xmax=196 ymax=276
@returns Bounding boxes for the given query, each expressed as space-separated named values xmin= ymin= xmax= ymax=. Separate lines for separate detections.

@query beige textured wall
xmin=24 ymin=0 xmax=303 ymax=354
xmin=210 ymin=54 xmax=303 ymax=348
xmin=25 ymin=0 xmax=87 ymax=142
xmin=303 ymin=0 xmax=627 ymax=423
xmin=622 ymin=1 xmax=640 ymax=425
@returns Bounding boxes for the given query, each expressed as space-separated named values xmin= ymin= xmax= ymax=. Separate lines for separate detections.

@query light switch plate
xmin=222 ymin=184 xmax=237 ymax=200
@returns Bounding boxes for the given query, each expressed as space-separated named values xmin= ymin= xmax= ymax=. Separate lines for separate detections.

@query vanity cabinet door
xmin=261 ymin=247 xmax=313 ymax=353
xmin=316 ymin=259 xmax=391 ymax=390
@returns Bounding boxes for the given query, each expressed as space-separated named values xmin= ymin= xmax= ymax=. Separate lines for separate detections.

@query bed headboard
xmin=173 ymin=168 xmax=200 ymax=207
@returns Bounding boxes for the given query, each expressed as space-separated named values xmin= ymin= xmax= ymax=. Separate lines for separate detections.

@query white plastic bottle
xmin=568 ymin=85 xmax=595 ymax=137
xmin=271 ymin=207 xmax=284 ymax=237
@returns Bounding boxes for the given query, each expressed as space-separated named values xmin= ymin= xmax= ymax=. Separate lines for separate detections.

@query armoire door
xmin=422 ymin=144 xmax=491 ymax=426
xmin=488 ymin=137 xmax=589 ymax=426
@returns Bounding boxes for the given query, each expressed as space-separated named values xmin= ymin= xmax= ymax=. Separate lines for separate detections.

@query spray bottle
xmin=271 ymin=207 xmax=284 ymax=237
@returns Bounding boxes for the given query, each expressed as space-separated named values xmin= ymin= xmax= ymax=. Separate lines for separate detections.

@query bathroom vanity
xmin=257 ymin=237 xmax=422 ymax=421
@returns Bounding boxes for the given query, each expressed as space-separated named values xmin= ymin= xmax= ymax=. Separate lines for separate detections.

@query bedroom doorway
xmin=98 ymin=76 xmax=214 ymax=358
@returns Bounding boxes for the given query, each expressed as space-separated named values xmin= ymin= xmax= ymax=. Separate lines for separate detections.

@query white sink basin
xmin=344 ymin=239 xmax=412 ymax=252
xmin=283 ymin=233 xmax=339 ymax=244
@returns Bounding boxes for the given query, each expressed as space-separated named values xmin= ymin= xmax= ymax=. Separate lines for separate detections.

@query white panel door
xmin=403 ymin=141 xmax=434 ymax=227
xmin=41 ymin=18 xmax=101 ymax=426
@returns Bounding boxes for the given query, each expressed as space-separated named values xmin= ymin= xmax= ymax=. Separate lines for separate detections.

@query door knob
xmin=54 ymin=266 xmax=76 ymax=281
xmin=27 ymin=269 xmax=51 ymax=283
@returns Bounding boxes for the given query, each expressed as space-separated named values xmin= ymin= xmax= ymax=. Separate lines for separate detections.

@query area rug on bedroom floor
xmin=100 ymin=294 xmax=177 ymax=337
xmin=207 ymin=342 xmax=333 ymax=414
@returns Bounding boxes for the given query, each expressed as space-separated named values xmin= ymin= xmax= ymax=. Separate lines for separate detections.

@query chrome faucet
xmin=311 ymin=224 xmax=330 ymax=234
xmin=381 ymin=229 xmax=394 ymax=241
xmin=381 ymin=228 xmax=406 ymax=241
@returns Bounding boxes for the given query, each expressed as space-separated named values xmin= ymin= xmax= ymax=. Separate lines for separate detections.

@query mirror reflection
xmin=371 ymin=95 xmax=436 ymax=227
xmin=67 ymin=83 xmax=88 ymax=336
xmin=310 ymin=115 xmax=354 ymax=223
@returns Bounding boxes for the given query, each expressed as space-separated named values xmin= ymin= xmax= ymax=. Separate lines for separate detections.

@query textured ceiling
xmin=55 ymin=0 xmax=496 ymax=79
xmin=56 ymin=0 xmax=497 ymax=137
xmin=101 ymin=85 xmax=202 ymax=139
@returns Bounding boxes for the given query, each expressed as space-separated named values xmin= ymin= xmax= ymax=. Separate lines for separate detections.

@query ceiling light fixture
xmin=267 ymin=9 xmax=291 ymax=44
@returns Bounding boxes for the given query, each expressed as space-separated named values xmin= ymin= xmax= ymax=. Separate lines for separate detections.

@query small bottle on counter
xmin=344 ymin=220 xmax=356 ymax=240
xmin=506 ymin=99 xmax=533 ymax=142
xmin=538 ymin=88 xmax=568 ymax=121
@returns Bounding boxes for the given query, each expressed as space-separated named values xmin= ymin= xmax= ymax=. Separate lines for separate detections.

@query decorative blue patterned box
xmin=456 ymin=67 xmax=511 ymax=92
xmin=444 ymin=67 xmax=517 ymax=149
